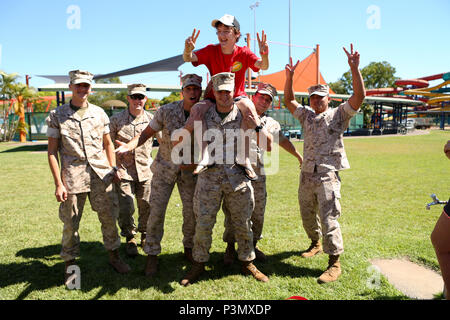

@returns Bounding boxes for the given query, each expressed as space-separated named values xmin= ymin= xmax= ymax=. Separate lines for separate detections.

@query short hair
xmin=215 ymin=22 xmax=241 ymax=42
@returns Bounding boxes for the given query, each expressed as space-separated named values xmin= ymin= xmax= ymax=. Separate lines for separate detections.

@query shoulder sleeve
xmin=342 ymin=101 xmax=357 ymax=116
xmin=109 ymin=114 xmax=118 ymax=141
xmin=265 ymin=117 xmax=287 ymax=143
xmin=46 ymin=110 xmax=60 ymax=138
xmin=243 ymin=46 xmax=260 ymax=72
xmin=149 ymin=106 xmax=164 ymax=132
xmin=192 ymin=44 xmax=214 ymax=67
xmin=293 ymin=105 xmax=309 ymax=123
xmin=101 ymin=109 xmax=110 ymax=135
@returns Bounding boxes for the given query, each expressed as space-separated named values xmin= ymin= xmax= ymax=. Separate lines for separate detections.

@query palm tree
xmin=0 ymin=71 xmax=20 ymax=141
xmin=0 ymin=71 xmax=37 ymax=142
xmin=11 ymin=83 xmax=37 ymax=142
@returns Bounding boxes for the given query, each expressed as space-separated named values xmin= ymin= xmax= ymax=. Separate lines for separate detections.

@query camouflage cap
xmin=211 ymin=14 xmax=240 ymax=31
xmin=212 ymin=72 xmax=235 ymax=92
xmin=127 ymin=83 xmax=147 ymax=96
xmin=256 ymin=82 xmax=277 ymax=100
xmin=308 ymin=84 xmax=329 ymax=97
xmin=181 ymin=74 xmax=202 ymax=89
xmin=69 ymin=70 xmax=93 ymax=85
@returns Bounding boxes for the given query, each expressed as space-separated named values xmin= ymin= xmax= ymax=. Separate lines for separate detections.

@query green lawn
xmin=0 ymin=130 xmax=449 ymax=300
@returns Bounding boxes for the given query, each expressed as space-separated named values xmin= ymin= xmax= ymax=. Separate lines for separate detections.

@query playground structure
xmin=364 ymin=72 xmax=450 ymax=131
xmin=366 ymin=72 xmax=450 ymax=109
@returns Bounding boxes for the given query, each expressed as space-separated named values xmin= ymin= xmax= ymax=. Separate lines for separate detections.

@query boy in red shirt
xmin=182 ymin=14 xmax=269 ymax=179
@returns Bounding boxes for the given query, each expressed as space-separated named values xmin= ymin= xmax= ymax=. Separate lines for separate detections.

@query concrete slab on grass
xmin=370 ymin=258 xmax=444 ymax=300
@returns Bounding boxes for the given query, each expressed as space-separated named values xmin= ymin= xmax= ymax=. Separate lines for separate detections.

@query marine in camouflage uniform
xmin=110 ymin=84 xmax=155 ymax=256
xmin=46 ymin=70 xmax=130 ymax=283
xmin=222 ymin=83 xmax=303 ymax=263
xmin=180 ymin=72 xmax=269 ymax=286
xmin=115 ymin=74 xmax=203 ymax=277
xmin=284 ymin=46 xmax=366 ymax=283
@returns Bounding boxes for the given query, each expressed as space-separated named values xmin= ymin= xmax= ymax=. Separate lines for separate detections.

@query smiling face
xmin=69 ymin=82 xmax=91 ymax=104
xmin=127 ymin=94 xmax=147 ymax=117
xmin=309 ymin=94 xmax=330 ymax=114
xmin=253 ymin=93 xmax=273 ymax=116
xmin=182 ymin=85 xmax=202 ymax=111
xmin=214 ymin=89 xmax=234 ymax=111
xmin=215 ymin=23 xmax=240 ymax=51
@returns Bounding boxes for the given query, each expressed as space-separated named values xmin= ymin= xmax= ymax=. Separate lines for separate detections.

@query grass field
xmin=0 ymin=130 xmax=449 ymax=300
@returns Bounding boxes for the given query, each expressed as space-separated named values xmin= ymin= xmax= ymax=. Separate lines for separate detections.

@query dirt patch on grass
xmin=370 ymin=257 xmax=444 ymax=299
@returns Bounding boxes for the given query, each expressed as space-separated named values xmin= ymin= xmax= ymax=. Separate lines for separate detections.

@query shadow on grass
xmin=3 ymin=244 xmax=411 ymax=300
xmin=178 ymin=250 xmax=324 ymax=287
xmin=0 ymin=144 xmax=48 ymax=153
xmin=4 ymin=245 xmax=324 ymax=299
xmin=3 ymin=242 xmax=192 ymax=299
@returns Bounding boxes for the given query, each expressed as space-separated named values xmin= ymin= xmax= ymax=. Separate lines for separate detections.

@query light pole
xmin=289 ymin=0 xmax=291 ymax=61
xmin=250 ymin=1 xmax=260 ymax=53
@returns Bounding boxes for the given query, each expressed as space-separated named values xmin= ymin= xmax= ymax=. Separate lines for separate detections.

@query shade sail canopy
xmin=37 ymin=54 xmax=185 ymax=83
xmin=257 ymin=51 xmax=335 ymax=94
xmin=93 ymin=54 xmax=185 ymax=80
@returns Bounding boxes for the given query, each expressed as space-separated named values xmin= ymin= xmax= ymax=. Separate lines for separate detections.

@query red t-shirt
xmin=193 ymin=44 xmax=260 ymax=98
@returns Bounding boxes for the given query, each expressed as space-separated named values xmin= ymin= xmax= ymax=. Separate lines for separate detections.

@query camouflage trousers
xmin=59 ymin=173 xmax=120 ymax=261
xmin=223 ymin=177 xmax=266 ymax=243
xmin=143 ymin=170 xmax=197 ymax=255
xmin=193 ymin=167 xmax=255 ymax=263
xmin=116 ymin=179 xmax=151 ymax=239
xmin=298 ymin=170 xmax=344 ymax=256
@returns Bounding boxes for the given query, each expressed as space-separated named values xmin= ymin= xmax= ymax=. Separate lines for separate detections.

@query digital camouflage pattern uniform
xmin=223 ymin=115 xmax=286 ymax=243
xmin=193 ymin=103 xmax=255 ymax=263
xmin=143 ymin=100 xmax=197 ymax=256
xmin=293 ymin=98 xmax=357 ymax=256
xmin=46 ymin=102 xmax=120 ymax=261
xmin=110 ymin=109 xmax=154 ymax=240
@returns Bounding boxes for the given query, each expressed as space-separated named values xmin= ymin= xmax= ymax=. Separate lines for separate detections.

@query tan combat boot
xmin=254 ymin=241 xmax=267 ymax=262
xmin=184 ymin=247 xmax=194 ymax=263
xmin=180 ymin=261 xmax=205 ymax=286
xmin=301 ymin=240 xmax=323 ymax=258
xmin=223 ymin=242 xmax=236 ymax=266
xmin=241 ymin=261 xmax=269 ymax=282
xmin=126 ymin=236 xmax=138 ymax=257
xmin=318 ymin=255 xmax=341 ymax=284
xmin=108 ymin=249 xmax=131 ymax=274
xmin=144 ymin=255 xmax=158 ymax=277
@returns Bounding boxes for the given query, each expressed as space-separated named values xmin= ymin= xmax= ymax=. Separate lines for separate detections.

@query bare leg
xmin=431 ymin=210 xmax=450 ymax=300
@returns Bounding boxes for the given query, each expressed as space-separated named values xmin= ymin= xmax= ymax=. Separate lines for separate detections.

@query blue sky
xmin=1 ymin=0 xmax=449 ymax=98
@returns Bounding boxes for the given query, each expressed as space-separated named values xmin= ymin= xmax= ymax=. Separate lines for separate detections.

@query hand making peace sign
xmin=257 ymin=30 xmax=268 ymax=56
xmin=285 ymin=57 xmax=300 ymax=78
xmin=185 ymin=29 xmax=200 ymax=53
xmin=343 ymin=43 xmax=360 ymax=69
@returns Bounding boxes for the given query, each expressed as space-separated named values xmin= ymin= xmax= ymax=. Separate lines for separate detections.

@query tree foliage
xmin=160 ymin=92 xmax=181 ymax=106
xmin=329 ymin=61 xmax=398 ymax=94
xmin=88 ymin=77 xmax=128 ymax=108
xmin=328 ymin=61 xmax=398 ymax=128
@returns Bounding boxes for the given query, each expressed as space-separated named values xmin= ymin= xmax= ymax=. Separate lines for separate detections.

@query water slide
xmin=366 ymin=72 xmax=450 ymax=106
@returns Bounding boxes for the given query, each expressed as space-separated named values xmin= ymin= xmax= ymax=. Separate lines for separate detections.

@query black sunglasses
xmin=130 ymin=94 xmax=146 ymax=100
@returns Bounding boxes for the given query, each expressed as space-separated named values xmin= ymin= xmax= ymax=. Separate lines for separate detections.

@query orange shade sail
xmin=257 ymin=51 xmax=335 ymax=94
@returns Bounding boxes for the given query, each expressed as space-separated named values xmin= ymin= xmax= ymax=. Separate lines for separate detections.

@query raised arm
xmin=283 ymin=58 xmax=301 ymax=115
xmin=343 ymin=44 xmax=366 ymax=111
xmin=183 ymin=29 xmax=200 ymax=63
xmin=254 ymin=31 xmax=269 ymax=71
